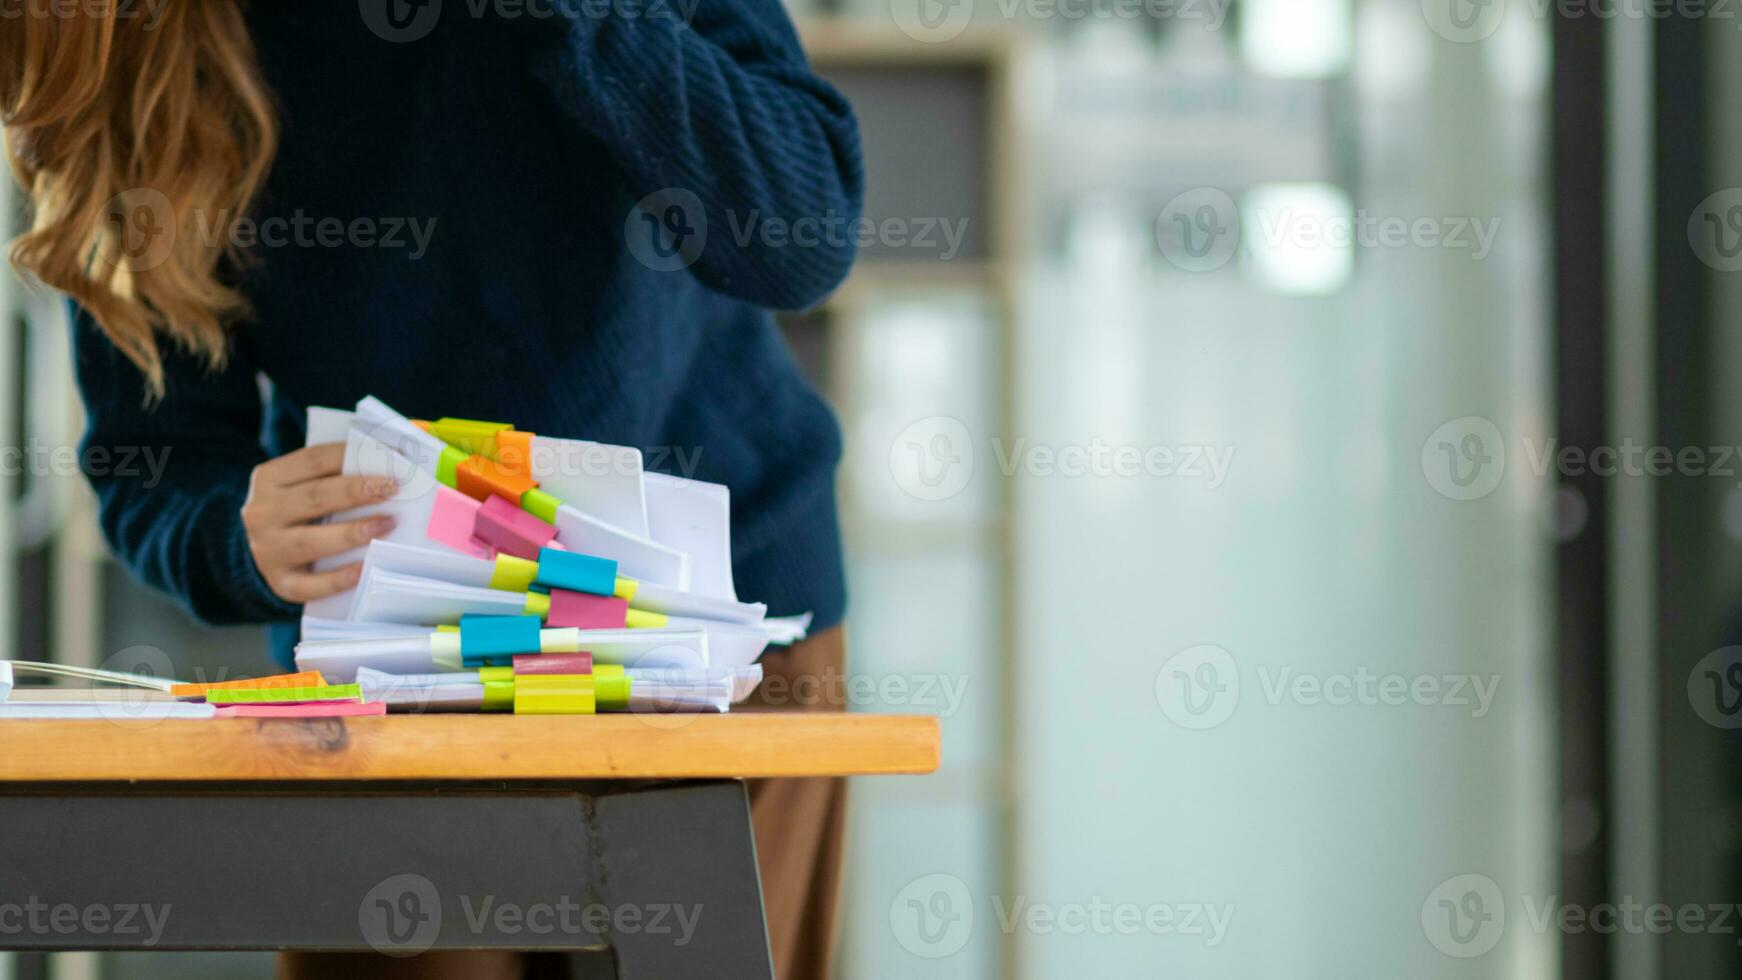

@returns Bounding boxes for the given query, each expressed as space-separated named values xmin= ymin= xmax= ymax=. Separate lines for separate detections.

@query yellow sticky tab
xmin=514 ymin=674 xmax=596 ymax=715
xmin=482 ymin=679 xmax=516 ymax=711
xmin=613 ymin=577 xmax=638 ymax=601
xmin=624 ymin=608 xmax=668 ymax=629
xmin=478 ymin=666 xmax=514 ymax=683
xmin=490 ymin=554 xmax=538 ymax=593
xmin=436 ymin=624 xmax=460 ymax=633
xmin=431 ymin=418 xmax=512 ymax=457
xmin=523 ymin=592 xmax=551 ymax=618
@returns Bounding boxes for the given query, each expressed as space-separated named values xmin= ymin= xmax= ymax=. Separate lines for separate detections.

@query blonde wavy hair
xmin=0 ymin=0 xmax=276 ymax=396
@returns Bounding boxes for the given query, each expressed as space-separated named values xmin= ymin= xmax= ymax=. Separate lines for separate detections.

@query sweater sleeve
xmin=529 ymin=0 xmax=865 ymax=311
xmin=70 ymin=308 xmax=298 ymax=626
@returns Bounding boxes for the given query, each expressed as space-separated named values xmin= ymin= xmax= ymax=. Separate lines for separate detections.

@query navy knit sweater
xmin=72 ymin=1 xmax=861 ymax=665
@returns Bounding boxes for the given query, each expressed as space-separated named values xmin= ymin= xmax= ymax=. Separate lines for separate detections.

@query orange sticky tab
xmin=455 ymin=454 xmax=538 ymax=503
xmin=412 ymin=419 xmax=434 ymax=433
xmin=494 ymin=430 xmax=534 ymax=476
xmin=171 ymin=670 xmax=327 ymax=700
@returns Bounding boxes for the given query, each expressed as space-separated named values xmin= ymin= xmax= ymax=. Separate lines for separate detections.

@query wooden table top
xmin=0 ymin=714 xmax=941 ymax=782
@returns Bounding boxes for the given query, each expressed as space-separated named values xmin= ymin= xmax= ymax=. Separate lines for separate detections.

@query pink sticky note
xmin=212 ymin=702 xmax=387 ymax=719
xmin=547 ymin=589 xmax=629 ymax=629
xmin=513 ymin=652 xmax=594 ymax=675
xmin=474 ymin=494 xmax=559 ymax=561
xmin=426 ymin=485 xmax=492 ymax=558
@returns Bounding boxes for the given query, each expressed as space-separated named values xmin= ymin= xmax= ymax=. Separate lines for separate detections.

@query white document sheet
xmin=529 ymin=436 xmax=650 ymax=538
xmin=552 ymin=505 xmax=689 ymax=588
xmin=642 ymin=472 xmax=737 ymax=601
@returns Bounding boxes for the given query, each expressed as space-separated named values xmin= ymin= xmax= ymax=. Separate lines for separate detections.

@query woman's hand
xmin=240 ymin=443 xmax=399 ymax=604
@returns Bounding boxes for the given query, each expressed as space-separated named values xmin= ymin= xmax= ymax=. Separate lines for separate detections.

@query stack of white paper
xmin=291 ymin=396 xmax=812 ymax=714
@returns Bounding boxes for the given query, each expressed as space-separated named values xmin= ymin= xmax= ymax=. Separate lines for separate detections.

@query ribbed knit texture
xmin=71 ymin=2 xmax=861 ymax=665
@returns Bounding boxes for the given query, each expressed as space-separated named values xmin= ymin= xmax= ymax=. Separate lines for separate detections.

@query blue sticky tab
xmin=535 ymin=549 xmax=618 ymax=597
xmin=460 ymin=614 xmax=544 ymax=667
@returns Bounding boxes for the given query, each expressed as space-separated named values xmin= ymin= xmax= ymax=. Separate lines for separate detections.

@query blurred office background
xmin=6 ymin=0 xmax=1742 ymax=978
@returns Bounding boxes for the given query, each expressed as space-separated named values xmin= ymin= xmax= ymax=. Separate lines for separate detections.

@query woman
xmin=1 ymin=3 xmax=860 ymax=978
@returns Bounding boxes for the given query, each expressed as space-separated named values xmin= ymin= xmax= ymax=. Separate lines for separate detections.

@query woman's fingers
xmin=277 ymin=474 xmax=398 ymax=523
xmin=242 ymin=446 xmax=402 ymax=605
xmin=255 ymin=442 xmax=346 ymax=487
xmin=262 ymin=517 xmax=397 ymax=568
xmin=267 ymin=562 xmax=366 ymax=605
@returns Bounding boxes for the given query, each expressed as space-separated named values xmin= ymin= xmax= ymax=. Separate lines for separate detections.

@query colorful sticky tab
xmin=594 ymin=664 xmax=631 ymax=711
xmin=494 ymin=430 xmax=534 ymax=475
xmin=206 ymin=684 xmax=363 ymax=705
xmin=474 ymin=494 xmax=559 ymax=561
xmin=624 ymin=608 xmax=669 ymax=629
xmin=459 ymin=614 xmax=544 ymax=666
xmin=613 ymin=577 xmax=638 ymax=601
xmin=482 ymin=679 xmax=516 ymax=711
xmin=214 ymin=702 xmax=386 ymax=719
xmin=521 ymin=487 xmax=563 ymax=524
xmin=436 ymin=445 xmax=468 ymax=488
xmin=426 ymin=485 xmax=490 ymax=558
xmin=547 ymin=589 xmax=629 ymax=630
xmin=455 ymin=454 xmax=538 ymax=504
xmin=514 ymin=674 xmax=596 ymax=714
xmin=512 ymin=653 xmax=594 ymax=675
xmin=535 ymin=548 xmax=618 ymax=596
xmin=171 ymin=670 xmax=326 ymax=700
xmin=523 ymin=592 xmax=551 ymax=618
xmin=430 ymin=418 xmax=512 ymax=457
xmin=489 ymin=554 xmax=539 ymax=593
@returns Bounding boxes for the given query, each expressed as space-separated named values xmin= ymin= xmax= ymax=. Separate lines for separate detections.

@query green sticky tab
xmin=522 ymin=487 xmax=562 ymax=524
xmin=595 ymin=674 xmax=631 ymax=711
xmin=477 ymin=666 xmax=514 ymax=683
xmin=489 ymin=554 xmax=538 ymax=593
xmin=207 ymin=684 xmax=362 ymax=704
xmin=436 ymin=445 xmax=467 ymax=487
xmin=431 ymin=418 xmax=512 ymax=456
xmin=482 ymin=679 xmax=516 ymax=711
